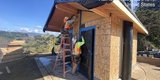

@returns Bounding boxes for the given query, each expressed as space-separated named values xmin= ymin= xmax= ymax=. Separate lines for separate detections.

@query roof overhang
xmin=43 ymin=0 xmax=148 ymax=34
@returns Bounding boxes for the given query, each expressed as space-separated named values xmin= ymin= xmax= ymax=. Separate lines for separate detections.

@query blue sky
xmin=0 ymin=0 xmax=138 ymax=36
xmin=0 ymin=0 xmax=60 ymax=36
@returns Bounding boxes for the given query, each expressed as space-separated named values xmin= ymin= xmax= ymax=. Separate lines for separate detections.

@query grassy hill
xmin=0 ymin=31 xmax=28 ymax=41
xmin=23 ymin=34 xmax=59 ymax=54
xmin=0 ymin=31 xmax=28 ymax=48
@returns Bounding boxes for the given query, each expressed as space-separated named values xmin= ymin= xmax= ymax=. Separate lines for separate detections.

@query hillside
xmin=0 ymin=31 xmax=28 ymax=41
xmin=0 ymin=31 xmax=28 ymax=48
xmin=23 ymin=34 xmax=60 ymax=54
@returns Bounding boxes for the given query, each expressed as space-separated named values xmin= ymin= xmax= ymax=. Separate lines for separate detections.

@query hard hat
xmin=63 ymin=16 xmax=69 ymax=22
xmin=65 ymin=16 xmax=69 ymax=19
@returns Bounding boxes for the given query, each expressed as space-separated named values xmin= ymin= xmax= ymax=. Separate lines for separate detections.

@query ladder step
xmin=63 ymin=43 xmax=70 ymax=46
xmin=65 ymin=69 xmax=71 ymax=73
xmin=64 ymin=49 xmax=71 ymax=51
xmin=62 ymin=37 xmax=70 ymax=39
xmin=65 ymin=62 xmax=71 ymax=64
xmin=56 ymin=62 xmax=70 ymax=66
xmin=65 ymin=55 xmax=71 ymax=57
xmin=57 ymin=58 xmax=62 ymax=61
xmin=57 ymin=63 xmax=62 ymax=66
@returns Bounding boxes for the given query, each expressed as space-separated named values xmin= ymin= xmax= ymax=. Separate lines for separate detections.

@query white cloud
xmin=33 ymin=29 xmax=39 ymax=33
xmin=35 ymin=26 xmax=42 ymax=29
xmin=19 ymin=27 xmax=44 ymax=34
xmin=20 ymin=28 xmax=33 ymax=32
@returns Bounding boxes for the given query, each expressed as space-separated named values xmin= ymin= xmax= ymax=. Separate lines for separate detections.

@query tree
xmin=136 ymin=8 xmax=160 ymax=50
xmin=23 ymin=34 xmax=59 ymax=54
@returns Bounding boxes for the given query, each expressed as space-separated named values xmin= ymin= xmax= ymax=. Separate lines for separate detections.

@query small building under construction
xmin=43 ymin=0 xmax=148 ymax=80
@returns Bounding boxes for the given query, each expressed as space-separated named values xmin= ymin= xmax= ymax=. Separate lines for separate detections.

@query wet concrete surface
xmin=37 ymin=55 xmax=84 ymax=80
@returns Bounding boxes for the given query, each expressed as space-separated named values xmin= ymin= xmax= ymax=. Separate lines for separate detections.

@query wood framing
xmin=56 ymin=3 xmax=78 ymax=14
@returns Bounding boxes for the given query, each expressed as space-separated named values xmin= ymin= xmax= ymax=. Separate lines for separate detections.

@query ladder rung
xmin=56 ymin=63 xmax=62 ymax=66
xmin=64 ymin=49 xmax=71 ymax=51
xmin=57 ymin=58 xmax=61 ymax=61
xmin=62 ymin=37 xmax=70 ymax=39
xmin=63 ymin=43 xmax=70 ymax=46
xmin=56 ymin=62 xmax=70 ymax=66
xmin=65 ymin=55 xmax=71 ymax=57
xmin=65 ymin=62 xmax=71 ymax=64
xmin=65 ymin=69 xmax=71 ymax=73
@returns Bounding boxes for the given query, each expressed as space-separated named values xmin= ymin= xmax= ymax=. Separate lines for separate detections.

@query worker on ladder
xmin=61 ymin=15 xmax=77 ymax=36
xmin=71 ymin=36 xmax=85 ymax=75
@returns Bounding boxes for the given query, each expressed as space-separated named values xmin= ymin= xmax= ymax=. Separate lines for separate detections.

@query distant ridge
xmin=24 ymin=32 xmax=42 ymax=36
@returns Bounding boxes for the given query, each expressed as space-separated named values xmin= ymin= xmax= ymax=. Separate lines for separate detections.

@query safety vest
xmin=65 ymin=22 xmax=70 ymax=29
xmin=72 ymin=38 xmax=85 ymax=56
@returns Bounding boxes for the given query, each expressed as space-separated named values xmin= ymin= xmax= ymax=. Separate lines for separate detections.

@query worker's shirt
xmin=72 ymin=37 xmax=85 ymax=56
xmin=65 ymin=19 xmax=75 ymax=29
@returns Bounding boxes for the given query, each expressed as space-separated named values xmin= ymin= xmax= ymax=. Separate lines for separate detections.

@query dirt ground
xmin=0 ymin=57 xmax=44 ymax=80
xmin=132 ymin=62 xmax=160 ymax=80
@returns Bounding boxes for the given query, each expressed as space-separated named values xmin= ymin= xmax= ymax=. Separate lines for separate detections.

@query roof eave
xmin=118 ymin=0 xmax=148 ymax=34
xmin=43 ymin=0 xmax=112 ymax=32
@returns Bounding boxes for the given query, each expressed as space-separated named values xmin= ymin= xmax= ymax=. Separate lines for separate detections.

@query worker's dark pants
xmin=60 ymin=28 xmax=69 ymax=37
xmin=64 ymin=28 xmax=69 ymax=32
xmin=71 ymin=55 xmax=81 ymax=74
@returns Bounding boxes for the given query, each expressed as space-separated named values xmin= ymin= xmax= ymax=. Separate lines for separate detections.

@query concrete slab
xmin=35 ymin=57 xmax=43 ymax=68
xmin=5 ymin=66 xmax=11 ymax=73
xmin=39 ymin=67 xmax=52 ymax=80
xmin=132 ymin=62 xmax=160 ymax=80
xmin=35 ymin=55 xmax=85 ymax=80
xmin=0 ymin=71 xmax=3 ymax=75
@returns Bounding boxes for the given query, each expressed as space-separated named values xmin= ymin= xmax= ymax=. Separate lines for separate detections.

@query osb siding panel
xmin=132 ymin=28 xmax=137 ymax=66
xmin=110 ymin=14 xmax=122 ymax=80
xmin=85 ymin=18 xmax=111 ymax=80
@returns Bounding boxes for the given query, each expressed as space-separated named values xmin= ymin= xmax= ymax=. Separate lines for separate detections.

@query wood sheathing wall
xmin=132 ymin=28 xmax=138 ymax=66
xmin=110 ymin=14 xmax=122 ymax=80
xmin=109 ymin=15 xmax=138 ymax=80
xmin=85 ymin=17 xmax=111 ymax=80
xmin=72 ymin=12 xmax=138 ymax=80
xmin=71 ymin=14 xmax=80 ymax=37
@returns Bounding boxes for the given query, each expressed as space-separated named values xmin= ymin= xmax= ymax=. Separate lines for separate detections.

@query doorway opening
xmin=78 ymin=26 xmax=96 ymax=80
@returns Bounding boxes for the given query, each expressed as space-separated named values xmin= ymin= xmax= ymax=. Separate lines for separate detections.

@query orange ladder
xmin=53 ymin=36 xmax=72 ymax=77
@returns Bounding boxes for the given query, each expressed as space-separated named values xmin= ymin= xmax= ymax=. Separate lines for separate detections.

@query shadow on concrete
xmin=137 ymin=60 xmax=160 ymax=67
xmin=2 ymin=48 xmax=25 ymax=63
xmin=0 ymin=57 xmax=44 ymax=80
xmin=153 ymin=68 xmax=160 ymax=71
xmin=0 ymin=49 xmax=3 ymax=63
